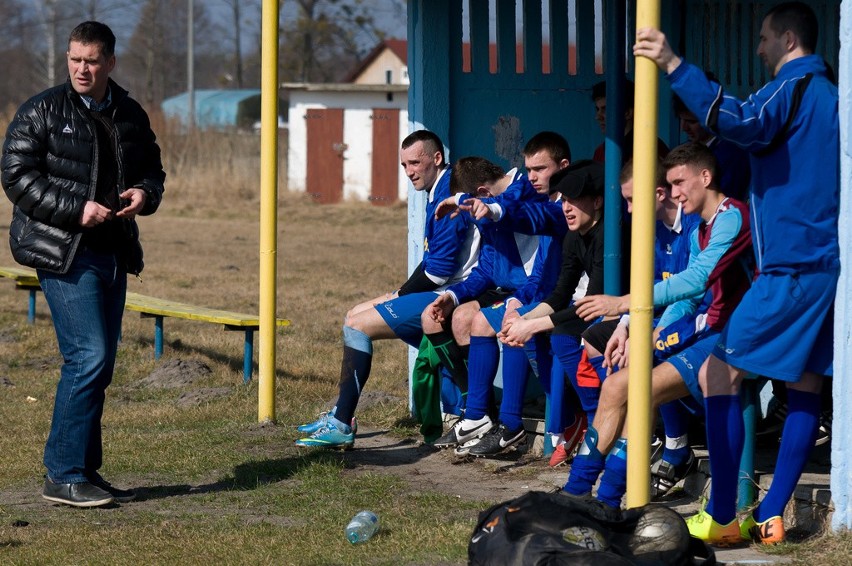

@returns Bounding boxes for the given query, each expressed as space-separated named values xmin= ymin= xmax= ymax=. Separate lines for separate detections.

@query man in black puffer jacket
xmin=1 ymin=21 xmax=165 ymax=508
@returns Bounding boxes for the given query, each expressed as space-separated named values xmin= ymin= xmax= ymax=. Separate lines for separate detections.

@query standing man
xmin=2 ymin=21 xmax=165 ymax=507
xmin=635 ymin=2 xmax=838 ymax=545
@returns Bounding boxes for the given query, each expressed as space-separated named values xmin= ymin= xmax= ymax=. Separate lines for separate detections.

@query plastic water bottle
xmin=345 ymin=510 xmax=380 ymax=544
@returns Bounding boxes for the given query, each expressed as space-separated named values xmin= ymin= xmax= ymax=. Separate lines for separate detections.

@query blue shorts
xmin=714 ymin=270 xmax=837 ymax=381
xmin=666 ymin=329 xmax=720 ymax=402
xmin=479 ymin=300 xmax=509 ymax=334
xmin=375 ymin=291 xmax=440 ymax=348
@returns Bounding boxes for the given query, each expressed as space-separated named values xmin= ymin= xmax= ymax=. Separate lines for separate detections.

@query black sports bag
xmin=468 ymin=490 xmax=715 ymax=565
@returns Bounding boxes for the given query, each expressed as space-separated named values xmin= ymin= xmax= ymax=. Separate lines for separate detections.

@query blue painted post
xmin=154 ymin=317 xmax=163 ymax=360
xmin=243 ymin=330 xmax=254 ymax=384
xmin=738 ymin=380 xmax=757 ymax=510
xmin=604 ymin=0 xmax=626 ymax=296
xmin=831 ymin=0 xmax=851 ymax=533
xmin=27 ymin=289 xmax=36 ymax=324
xmin=407 ymin=0 xmax=453 ymax=415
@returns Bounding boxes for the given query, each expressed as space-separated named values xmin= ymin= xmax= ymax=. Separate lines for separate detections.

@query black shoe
xmin=42 ymin=479 xmax=114 ymax=508
xmin=433 ymin=420 xmax=462 ymax=448
xmin=89 ymin=475 xmax=136 ymax=503
xmin=650 ymin=450 xmax=696 ymax=499
xmin=816 ymin=409 xmax=832 ymax=447
xmin=468 ymin=424 xmax=525 ymax=457
xmin=434 ymin=414 xmax=493 ymax=448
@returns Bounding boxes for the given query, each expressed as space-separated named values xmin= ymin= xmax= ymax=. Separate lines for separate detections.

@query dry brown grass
xmin=0 ymin=123 xmax=412 ymax=430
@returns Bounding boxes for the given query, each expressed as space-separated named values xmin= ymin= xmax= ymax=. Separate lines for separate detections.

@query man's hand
xmin=115 ymin=187 xmax=147 ymax=218
xmin=633 ymin=27 xmax=681 ymax=74
xmin=500 ymin=299 xmax=522 ymax=330
xmin=460 ymin=198 xmax=496 ymax=221
xmin=80 ymin=201 xmax=114 ymax=227
xmin=574 ymin=294 xmax=630 ymax=321
xmin=498 ymin=316 xmax=538 ymax=347
xmin=426 ymin=293 xmax=455 ymax=323
xmin=603 ymin=323 xmax=630 ymax=373
xmin=435 ymin=196 xmax=460 ymax=219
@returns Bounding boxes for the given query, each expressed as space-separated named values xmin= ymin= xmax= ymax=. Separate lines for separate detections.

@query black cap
xmin=549 ymin=159 xmax=605 ymax=199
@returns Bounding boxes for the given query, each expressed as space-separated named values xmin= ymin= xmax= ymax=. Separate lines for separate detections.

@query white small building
xmin=285 ymin=39 xmax=410 ymax=205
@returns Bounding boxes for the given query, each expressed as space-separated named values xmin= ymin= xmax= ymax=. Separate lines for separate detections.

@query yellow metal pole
xmin=258 ymin=0 xmax=280 ymax=423
xmin=625 ymin=0 xmax=661 ymax=508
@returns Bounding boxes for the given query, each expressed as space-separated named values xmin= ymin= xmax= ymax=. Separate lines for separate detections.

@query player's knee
xmin=347 ymin=310 xmax=375 ymax=336
xmin=699 ymin=355 xmax=742 ymax=396
xmin=470 ymin=311 xmax=494 ymax=337
xmin=451 ymin=308 xmax=476 ymax=339
xmin=420 ymin=310 xmax=440 ymax=333
xmin=585 ymin=342 xmax=603 ymax=358
xmin=601 ymin=371 xmax=628 ymax=406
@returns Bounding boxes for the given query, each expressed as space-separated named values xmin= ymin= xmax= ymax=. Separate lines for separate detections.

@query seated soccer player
xmin=295 ymin=130 xmax=477 ymax=449
xmin=574 ymin=159 xmax=703 ymax=477
xmin=423 ymin=155 xmax=565 ymax=450
xmin=591 ymin=79 xmax=669 ymax=165
xmin=492 ymin=161 xmax=629 ymax=461
xmin=416 ymin=132 xmax=572 ymax=419
xmin=673 ymin=91 xmax=751 ymax=202
xmin=565 ymin=142 xmax=753 ymax=508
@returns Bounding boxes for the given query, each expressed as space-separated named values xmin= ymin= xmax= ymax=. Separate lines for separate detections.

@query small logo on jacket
xmin=62 ymin=125 xmax=73 ymax=134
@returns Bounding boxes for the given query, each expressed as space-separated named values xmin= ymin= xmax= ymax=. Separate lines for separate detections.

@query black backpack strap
xmin=753 ymin=73 xmax=813 ymax=157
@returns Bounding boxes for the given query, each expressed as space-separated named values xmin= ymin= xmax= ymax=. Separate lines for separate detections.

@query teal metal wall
xmin=406 ymin=0 xmax=840 ymax=163
xmin=409 ymin=0 xmax=652 ymax=165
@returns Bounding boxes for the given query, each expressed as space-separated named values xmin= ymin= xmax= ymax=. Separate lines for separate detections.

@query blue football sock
xmin=526 ymin=334 xmax=553 ymax=381
xmin=545 ymin=353 xmax=580 ymax=436
xmin=464 ymin=336 xmax=500 ymax=421
xmin=563 ymin=426 xmax=605 ymax=496
xmin=597 ymin=438 xmax=628 ymax=508
xmin=552 ymin=334 xmax=599 ymax=423
xmin=754 ymin=389 xmax=821 ymax=522
xmin=335 ymin=326 xmax=373 ymax=424
xmin=704 ymin=395 xmax=744 ymax=525
xmin=659 ymin=401 xmax=691 ymax=466
xmin=498 ymin=345 xmax=529 ymax=432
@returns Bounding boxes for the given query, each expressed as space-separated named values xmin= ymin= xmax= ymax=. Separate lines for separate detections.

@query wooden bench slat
xmin=0 ymin=266 xmax=40 ymax=287
xmin=3 ymin=267 xmax=290 ymax=380
xmin=1 ymin=269 xmax=289 ymax=329
xmin=125 ymin=292 xmax=289 ymax=328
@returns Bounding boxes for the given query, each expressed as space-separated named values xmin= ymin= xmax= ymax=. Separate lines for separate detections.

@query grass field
xmin=0 ymin=128 xmax=848 ymax=565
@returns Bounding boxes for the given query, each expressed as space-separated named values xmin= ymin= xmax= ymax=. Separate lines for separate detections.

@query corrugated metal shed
xmin=161 ymin=89 xmax=264 ymax=129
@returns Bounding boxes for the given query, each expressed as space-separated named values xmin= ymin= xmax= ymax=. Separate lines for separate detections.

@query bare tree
xmin=35 ymin=0 xmax=61 ymax=88
xmin=280 ymin=0 xmax=389 ymax=83
xmin=219 ymin=0 xmax=247 ymax=88
xmin=124 ymin=0 xmax=222 ymax=107
xmin=0 ymin=0 xmax=40 ymax=109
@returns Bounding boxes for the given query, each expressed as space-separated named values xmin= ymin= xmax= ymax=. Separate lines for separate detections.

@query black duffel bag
xmin=468 ymin=491 xmax=714 ymax=565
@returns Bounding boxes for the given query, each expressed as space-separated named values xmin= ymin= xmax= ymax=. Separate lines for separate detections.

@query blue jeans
xmin=38 ymin=248 xmax=127 ymax=484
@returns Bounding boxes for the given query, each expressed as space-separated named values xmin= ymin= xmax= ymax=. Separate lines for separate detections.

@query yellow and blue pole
xmin=625 ymin=0 xmax=661 ymax=509
xmin=258 ymin=0 xmax=280 ymax=423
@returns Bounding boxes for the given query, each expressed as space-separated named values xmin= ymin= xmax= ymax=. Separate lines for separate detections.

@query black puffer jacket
xmin=1 ymin=78 xmax=165 ymax=274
